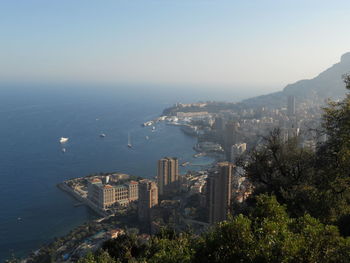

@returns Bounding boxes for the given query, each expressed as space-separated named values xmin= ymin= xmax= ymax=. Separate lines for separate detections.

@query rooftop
xmin=91 ymin=178 xmax=102 ymax=183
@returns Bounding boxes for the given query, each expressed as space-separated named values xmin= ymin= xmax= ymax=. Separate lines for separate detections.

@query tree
xmin=78 ymin=251 xmax=115 ymax=263
xmin=315 ymin=74 xmax=350 ymax=222
xmin=194 ymin=194 xmax=350 ymax=263
xmin=240 ymin=76 xmax=350 ymax=224
xmin=239 ymin=129 xmax=319 ymax=218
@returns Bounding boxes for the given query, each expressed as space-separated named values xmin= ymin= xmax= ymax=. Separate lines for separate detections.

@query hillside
xmin=242 ymin=52 xmax=350 ymax=108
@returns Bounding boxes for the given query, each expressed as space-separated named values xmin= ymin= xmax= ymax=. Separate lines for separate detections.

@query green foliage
xmin=102 ymin=234 xmax=149 ymax=262
xmin=315 ymin=75 xmax=350 ymax=222
xmin=81 ymin=195 xmax=350 ymax=263
xmin=195 ymin=194 xmax=350 ymax=263
xmin=148 ymin=234 xmax=194 ymax=263
xmin=78 ymin=251 xmax=115 ymax=263
xmin=240 ymin=128 xmax=322 ymax=219
xmin=242 ymin=76 xmax=350 ymax=223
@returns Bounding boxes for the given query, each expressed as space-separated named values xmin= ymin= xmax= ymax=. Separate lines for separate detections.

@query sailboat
xmin=127 ymin=133 xmax=132 ymax=148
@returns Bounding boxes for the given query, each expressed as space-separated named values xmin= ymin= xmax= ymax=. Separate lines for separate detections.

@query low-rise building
xmin=87 ymin=179 xmax=116 ymax=210
xmin=115 ymin=185 xmax=129 ymax=206
xmin=127 ymin=181 xmax=139 ymax=201
xmin=87 ymin=177 xmax=139 ymax=210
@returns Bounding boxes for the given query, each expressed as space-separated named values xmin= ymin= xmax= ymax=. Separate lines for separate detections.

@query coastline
xmin=57 ymin=183 xmax=108 ymax=218
xmin=10 ymin=107 xmax=218 ymax=262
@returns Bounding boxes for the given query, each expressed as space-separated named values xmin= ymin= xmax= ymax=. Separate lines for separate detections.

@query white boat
xmin=60 ymin=137 xmax=69 ymax=144
xmin=142 ymin=121 xmax=153 ymax=127
xmin=127 ymin=133 xmax=132 ymax=148
xmin=145 ymin=136 xmax=149 ymax=140
xmin=62 ymin=148 xmax=66 ymax=153
xmin=100 ymin=133 xmax=106 ymax=138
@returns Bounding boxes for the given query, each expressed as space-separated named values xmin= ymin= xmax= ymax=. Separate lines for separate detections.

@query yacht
xmin=127 ymin=133 xmax=132 ymax=148
xmin=60 ymin=137 xmax=69 ymax=144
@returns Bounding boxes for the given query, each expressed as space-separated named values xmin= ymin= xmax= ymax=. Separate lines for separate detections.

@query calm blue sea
xmin=0 ymin=84 xmax=251 ymax=261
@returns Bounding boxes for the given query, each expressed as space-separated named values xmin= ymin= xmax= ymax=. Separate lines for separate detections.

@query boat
xmin=127 ymin=133 xmax=132 ymax=148
xmin=62 ymin=148 xmax=66 ymax=153
xmin=181 ymin=161 xmax=190 ymax=167
xmin=181 ymin=125 xmax=198 ymax=136
xmin=17 ymin=217 xmax=22 ymax=221
xmin=100 ymin=133 xmax=106 ymax=138
xmin=152 ymin=126 xmax=156 ymax=130
xmin=60 ymin=137 xmax=69 ymax=144
xmin=193 ymin=153 xmax=206 ymax=158
xmin=145 ymin=136 xmax=149 ymax=140
xmin=142 ymin=121 xmax=153 ymax=127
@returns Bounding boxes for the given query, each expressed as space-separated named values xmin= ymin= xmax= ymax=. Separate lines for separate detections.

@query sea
xmin=0 ymin=84 xmax=254 ymax=261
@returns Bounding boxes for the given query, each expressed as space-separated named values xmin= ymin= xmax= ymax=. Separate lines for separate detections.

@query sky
xmin=1 ymin=0 xmax=350 ymax=93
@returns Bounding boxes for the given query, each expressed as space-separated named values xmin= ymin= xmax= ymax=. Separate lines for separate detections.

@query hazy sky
xmin=1 ymin=0 xmax=350 ymax=93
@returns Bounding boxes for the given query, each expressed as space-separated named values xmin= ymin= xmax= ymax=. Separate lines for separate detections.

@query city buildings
xmin=157 ymin=157 xmax=179 ymax=195
xmin=287 ymin=95 xmax=296 ymax=116
xmin=115 ymin=185 xmax=129 ymax=206
xmin=213 ymin=116 xmax=225 ymax=132
xmin=87 ymin=179 xmax=116 ymax=210
xmin=138 ymin=179 xmax=158 ymax=222
xmin=224 ymin=121 xmax=239 ymax=148
xmin=87 ymin=178 xmax=139 ymax=210
xmin=206 ymin=162 xmax=234 ymax=224
xmin=127 ymin=180 xmax=139 ymax=202
xmin=230 ymin=143 xmax=247 ymax=163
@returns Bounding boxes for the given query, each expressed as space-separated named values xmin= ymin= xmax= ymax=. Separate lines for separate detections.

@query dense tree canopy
xmin=78 ymin=195 xmax=350 ymax=263
xmin=239 ymin=75 xmax=350 ymax=224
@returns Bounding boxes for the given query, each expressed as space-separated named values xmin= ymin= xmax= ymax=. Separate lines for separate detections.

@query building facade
xmin=127 ymin=181 xmax=139 ymax=202
xmin=207 ymin=162 xmax=234 ymax=224
xmin=230 ymin=143 xmax=247 ymax=163
xmin=115 ymin=185 xmax=129 ymax=206
xmin=138 ymin=179 xmax=158 ymax=222
xmin=87 ymin=178 xmax=139 ymax=210
xmin=87 ymin=179 xmax=117 ymax=210
xmin=287 ymin=95 xmax=296 ymax=116
xmin=157 ymin=157 xmax=179 ymax=195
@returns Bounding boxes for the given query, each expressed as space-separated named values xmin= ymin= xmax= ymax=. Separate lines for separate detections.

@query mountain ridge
xmin=242 ymin=52 xmax=350 ymax=108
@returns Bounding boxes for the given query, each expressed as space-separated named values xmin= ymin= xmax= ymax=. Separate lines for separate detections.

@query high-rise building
xmin=213 ymin=116 xmax=225 ymax=131
xmin=157 ymin=157 xmax=179 ymax=195
xmin=287 ymin=95 xmax=296 ymax=116
xmin=138 ymin=179 xmax=158 ymax=222
xmin=207 ymin=162 xmax=234 ymax=224
xmin=230 ymin=143 xmax=247 ymax=163
xmin=224 ymin=121 xmax=238 ymax=146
